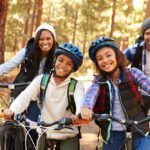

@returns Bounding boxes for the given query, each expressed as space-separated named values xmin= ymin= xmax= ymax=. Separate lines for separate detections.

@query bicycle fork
xmin=125 ymin=132 xmax=132 ymax=150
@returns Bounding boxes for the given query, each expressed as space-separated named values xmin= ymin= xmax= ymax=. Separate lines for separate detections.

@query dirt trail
xmin=80 ymin=121 xmax=103 ymax=150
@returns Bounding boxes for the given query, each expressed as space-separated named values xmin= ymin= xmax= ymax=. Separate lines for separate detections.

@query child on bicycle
xmin=80 ymin=36 xmax=150 ymax=150
xmin=4 ymin=43 xmax=85 ymax=150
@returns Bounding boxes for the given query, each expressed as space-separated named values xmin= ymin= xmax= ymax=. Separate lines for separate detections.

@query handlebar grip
xmin=0 ymin=113 xmax=4 ymax=118
xmin=77 ymin=113 xmax=89 ymax=124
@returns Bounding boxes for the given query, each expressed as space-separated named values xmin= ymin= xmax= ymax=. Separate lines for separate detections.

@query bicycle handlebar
xmin=0 ymin=113 xmax=74 ymax=130
xmin=0 ymin=82 xmax=31 ymax=89
xmin=78 ymin=113 xmax=150 ymax=126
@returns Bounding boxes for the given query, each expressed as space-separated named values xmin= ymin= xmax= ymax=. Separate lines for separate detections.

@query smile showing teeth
xmin=103 ymin=63 xmax=111 ymax=69
xmin=43 ymin=45 xmax=48 ymax=48
xmin=58 ymin=68 xmax=65 ymax=72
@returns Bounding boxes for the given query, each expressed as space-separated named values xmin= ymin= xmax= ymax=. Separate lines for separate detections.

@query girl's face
xmin=55 ymin=54 xmax=74 ymax=77
xmin=38 ymin=30 xmax=54 ymax=55
xmin=95 ymin=47 xmax=117 ymax=73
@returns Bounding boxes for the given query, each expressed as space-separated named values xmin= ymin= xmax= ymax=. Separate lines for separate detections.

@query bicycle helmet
xmin=55 ymin=43 xmax=83 ymax=71
xmin=89 ymin=36 xmax=119 ymax=61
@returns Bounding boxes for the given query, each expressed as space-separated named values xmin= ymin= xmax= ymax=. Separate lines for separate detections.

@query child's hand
xmin=80 ymin=106 xmax=93 ymax=121
xmin=71 ymin=115 xmax=81 ymax=125
xmin=3 ymin=109 xmax=15 ymax=121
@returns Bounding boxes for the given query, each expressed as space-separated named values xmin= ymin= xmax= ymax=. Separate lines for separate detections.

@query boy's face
xmin=55 ymin=54 xmax=74 ymax=77
xmin=95 ymin=46 xmax=117 ymax=73
xmin=144 ymin=28 xmax=150 ymax=50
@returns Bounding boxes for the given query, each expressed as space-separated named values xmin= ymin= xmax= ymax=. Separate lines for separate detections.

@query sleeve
xmin=82 ymin=77 xmax=100 ymax=110
xmin=123 ymin=44 xmax=137 ymax=63
xmin=0 ymin=48 xmax=25 ymax=76
xmin=9 ymin=75 xmax=43 ymax=114
xmin=130 ymin=68 xmax=150 ymax=94
xmin=74 ymin=81 xmax=85 ymax=114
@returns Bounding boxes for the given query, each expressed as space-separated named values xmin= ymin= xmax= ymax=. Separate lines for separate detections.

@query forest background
xmin=0 ymin=0 xmax=150 ymax=78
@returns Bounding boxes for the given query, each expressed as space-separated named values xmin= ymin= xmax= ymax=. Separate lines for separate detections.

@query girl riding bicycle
xmin=80 ymin=36 xmax=150 ymax=150
xmin=3 ymin=43 xmax=85 ymax=150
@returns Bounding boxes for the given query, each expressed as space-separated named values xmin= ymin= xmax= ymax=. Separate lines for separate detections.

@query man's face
xmin=144 ymin=28 xmax=150 ymax=50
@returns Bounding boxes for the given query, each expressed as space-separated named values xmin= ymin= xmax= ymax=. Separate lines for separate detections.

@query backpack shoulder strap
xmin=131 ymin=40 xmax=143 ymax=69
xmin=66 ymin=78 xmax=78 ymax=114
xmin=40 ymin=73 xmax=51 ymax=104
xmin=38 ymin=72 xmax=51 ymax=122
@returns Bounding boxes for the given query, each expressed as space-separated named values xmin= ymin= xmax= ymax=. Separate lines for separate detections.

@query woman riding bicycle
xmin=4 ymin=43 xmax=85 ymax=150
xmin=80 ymin=36 xmax=150 ymax=150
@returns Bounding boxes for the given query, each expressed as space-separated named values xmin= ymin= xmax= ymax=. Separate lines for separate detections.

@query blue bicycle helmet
xmin=55 ymin=43 xmax=83 ymax=71
xmin=89 ymin=36 xmax=119 ymax=61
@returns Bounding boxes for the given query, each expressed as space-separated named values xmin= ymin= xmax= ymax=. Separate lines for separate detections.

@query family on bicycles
xmin=2 ymin=17 xmax=150 ymax=150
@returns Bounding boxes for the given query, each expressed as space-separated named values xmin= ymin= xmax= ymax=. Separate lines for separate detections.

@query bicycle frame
xmin=0 ymin=113 xmax=74 ymax=150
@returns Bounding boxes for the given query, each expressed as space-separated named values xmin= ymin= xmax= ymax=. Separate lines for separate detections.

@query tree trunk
xmin=12 ymin=38 xmax=17 ymax=53
xmin=120 ymin=36 xmax=128 ymax=52
xmin=0 ymin=0 xmax=9 ymax=63
xmin=82 ymin=16 xmax=88 ymax=57
xmin=72 ymin=10 xmax=78 ymax=44
xmin=36 ymin=0 xmax=43 ymax=28
xmin=145 ymin=0 xmax=150 ymax=19
xmin=109 ymin=0 xmax=116 ymax=38
xmin=83 ymin=30 xmax=87 ymax=57
xmin=21 ymin=0 xmax=31 ymax=48
xmin=29 ymin=0 xmax=37 ymax=38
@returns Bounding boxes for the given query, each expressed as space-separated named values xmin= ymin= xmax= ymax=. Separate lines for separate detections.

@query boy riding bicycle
xmin=3 ymin=43 xmax=85 ymax=150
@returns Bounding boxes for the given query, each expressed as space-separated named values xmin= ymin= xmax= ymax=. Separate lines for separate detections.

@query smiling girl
xmin=80 ymin=36 xmax=150 ymax=150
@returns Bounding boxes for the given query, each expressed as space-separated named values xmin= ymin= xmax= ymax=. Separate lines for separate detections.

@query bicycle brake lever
xmin=14 ymin=114 xmax=25 ymax=122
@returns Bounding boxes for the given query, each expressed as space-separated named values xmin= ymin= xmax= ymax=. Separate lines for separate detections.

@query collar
xmin=98 ymin=67 xmax=130 ymax=84
xmin=51 ymin=73 xmax=72 ymax=87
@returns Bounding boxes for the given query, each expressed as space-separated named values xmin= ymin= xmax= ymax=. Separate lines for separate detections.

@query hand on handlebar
xmin=80 ymin=106 xmax=93 ymax=121
xmin=3 ymin=109 xmax=15 ymax=121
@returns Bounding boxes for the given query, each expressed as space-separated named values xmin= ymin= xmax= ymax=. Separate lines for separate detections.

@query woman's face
xmin=95 ymin=47 xmax=117 ymax=73
xmin=38 ymin=30 xmax=54 ymax=55
xmin=55 ymin=54 xmax=74 ymax=77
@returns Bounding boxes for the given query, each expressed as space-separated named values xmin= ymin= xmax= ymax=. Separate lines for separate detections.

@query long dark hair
xmin=94 ymin=46 xmax=129 ymax=75
xmin=31 ymin=29 xmax=57 ymax=74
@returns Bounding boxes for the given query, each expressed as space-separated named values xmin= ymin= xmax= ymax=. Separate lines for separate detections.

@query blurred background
xmin=0 ymin=0 xmax=150 ymax=149
xmin=0 ymin=0 xmax=150 ymax=77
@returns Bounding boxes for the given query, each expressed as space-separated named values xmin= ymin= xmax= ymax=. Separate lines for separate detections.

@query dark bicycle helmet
xmin=55 ymin=43 xmax=83 ymax=71
xmin=89 ymin=36 xmax=119 ymax=61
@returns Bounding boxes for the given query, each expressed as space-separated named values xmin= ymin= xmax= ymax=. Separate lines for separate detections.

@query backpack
xmin=11 ymin=38 xmax=35 ymax=99
xmin=39 ymin=72 xmax=77 ymax=116
xmin=131 ymin=36 xmax=144 ymax=69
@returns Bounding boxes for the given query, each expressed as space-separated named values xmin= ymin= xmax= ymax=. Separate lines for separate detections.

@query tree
xmin=29 ymin=0 xmax=37 ymax=38
xmin=21 ymin=0 xmax=32 ymax=48
xmin=72 ymin=10 xmax=79 ymax=44
xmin=145 ymin=0 xmax=150 ymax=19
xmin=109 ymin=0 xmax=116 ymax=37
xmin=0 ymin=0 xmax=9 ymax=63
xmin=36 ymin=0 xmax=43 ymax=28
